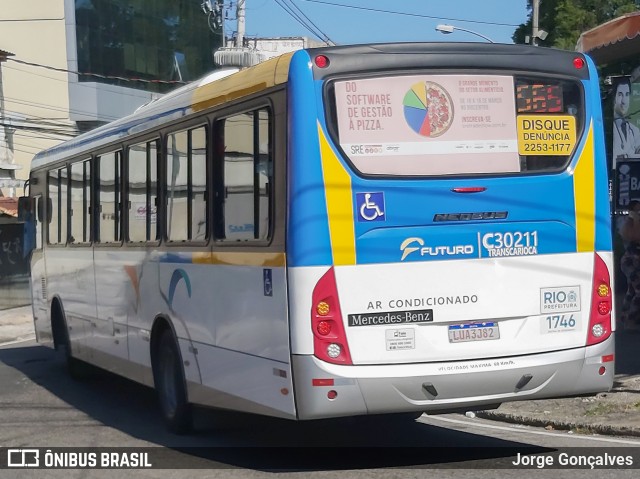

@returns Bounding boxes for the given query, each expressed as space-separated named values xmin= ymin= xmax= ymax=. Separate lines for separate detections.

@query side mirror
xmin=18 ymin=196 xmax=37 ymax=256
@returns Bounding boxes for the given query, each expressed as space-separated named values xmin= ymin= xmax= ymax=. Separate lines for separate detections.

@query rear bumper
xmin=292 ymin=335 xmax=615 ymax=420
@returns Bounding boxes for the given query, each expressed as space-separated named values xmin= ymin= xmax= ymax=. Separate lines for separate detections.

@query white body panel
xmin=289 ymin=252 xmax=610 ymax=364
xmin=34 ymin=246 xmax=296 ymax=418
xmin=288 ymin=253 xmax=614 ymax=420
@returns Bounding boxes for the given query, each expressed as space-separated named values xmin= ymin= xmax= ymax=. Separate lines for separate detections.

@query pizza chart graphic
xmin=403 ymin=81 xmax=454 ymax=137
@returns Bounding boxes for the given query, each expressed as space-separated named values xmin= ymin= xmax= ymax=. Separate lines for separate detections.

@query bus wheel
xmin=64 ymin=336 xmax=94 ymax=380
xmin=154 ymin=329 xmax=193 ymax=434
xmin=52 ymin=303 xmax=93 ymax=380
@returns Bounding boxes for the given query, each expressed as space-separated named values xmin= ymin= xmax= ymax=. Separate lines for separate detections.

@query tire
xmin=53 ymin=303 xmax=93 ymax=380
xmin=154 ymin=329 xmax=193 ymax=434
xmin=63 ymin=339 xmax=94 ymax=380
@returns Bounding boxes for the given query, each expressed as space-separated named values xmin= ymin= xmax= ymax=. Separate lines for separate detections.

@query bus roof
xmin=30 ymin=42 xmax=590 ymax=171
xmin=30 ymin=52 xmax=293 ymax=170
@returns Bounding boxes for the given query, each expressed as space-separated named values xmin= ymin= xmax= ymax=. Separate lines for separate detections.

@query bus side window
xmin=128 ymin=140 xmax=159 ymax=243
xmin=217 ymin=108 xmax=272 ymax=242
xmin=166 ymin=125 xmax=208 ymax=242
xmin=70 ymin=160 xmax=91 ymax=244
xmin=97 ymin=151 xmax=122 ymax=243
xmin=47 ymin=168 xmax=67 ymax=244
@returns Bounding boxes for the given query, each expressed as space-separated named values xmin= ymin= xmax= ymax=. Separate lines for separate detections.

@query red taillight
xmin=597 ymin=301 xmax=611 ymax=315
xmin=317 ymin=320 xmax=332 ymax=336
xmin=587 ymin=253 xmax=612 ymax=346
xmin=311 ymin=267 xmax=352 ymax=365
xmin=314 ymin=55 xmax=329 ymax=68
xmin=573 ymin=57 xmax=585 ymax=69
xmin=451 ymin=187 xmax=487 ymax=193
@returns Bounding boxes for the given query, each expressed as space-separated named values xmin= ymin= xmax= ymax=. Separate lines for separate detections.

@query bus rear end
xmin=285 ymin=44 xmax=613 ymax=420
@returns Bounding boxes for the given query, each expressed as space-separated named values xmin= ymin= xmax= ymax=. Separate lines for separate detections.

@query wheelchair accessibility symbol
xmin=356 ymin=192 xmax=386 ymax=222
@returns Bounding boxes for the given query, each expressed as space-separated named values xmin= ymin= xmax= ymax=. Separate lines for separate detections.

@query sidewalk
xmin=477 ymin=330 xmax=640 ymax=438
xmin=0 ymin=305 xmax=35 ymax=345
xmin=1 ymin=306 xmax=639 ymax=437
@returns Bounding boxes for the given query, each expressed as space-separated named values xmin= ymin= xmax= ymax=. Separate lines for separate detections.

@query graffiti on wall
xmin=0 ymin=223 xmax=29 ymax=277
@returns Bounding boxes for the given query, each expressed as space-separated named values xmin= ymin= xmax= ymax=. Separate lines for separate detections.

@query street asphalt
xmin=1 ymin=305 xmax=639 ymax=438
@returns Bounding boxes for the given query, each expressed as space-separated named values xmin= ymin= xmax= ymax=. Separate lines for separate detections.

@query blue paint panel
xmin=158 ymin=253 xmax=193 ymax=264
xmin=584 ymin=56 xmax=613 ymax=251
xmin=356 ymin=221 xmax=574 ymax=264
xmin=168 ymin=268 xmax=192 ymax=307
xmin=286 ymin=50 xmax=333 ymax=267
xmin=348 ymin=170 xmax=579 ymax=262
xmin=289 ymin=53 xmax=611 ymax=268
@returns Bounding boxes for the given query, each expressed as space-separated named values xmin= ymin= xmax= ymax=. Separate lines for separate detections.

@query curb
xmin=0 ymin=335 xmax=36 ymax=347
xmin=475 ymin=410 xmax=640 ymax=438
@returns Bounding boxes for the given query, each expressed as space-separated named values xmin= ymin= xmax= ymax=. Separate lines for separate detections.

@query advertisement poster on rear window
xmin=333 ymin=74 xmax=519 ymax=176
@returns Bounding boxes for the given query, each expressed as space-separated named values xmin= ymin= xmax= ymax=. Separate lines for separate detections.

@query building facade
xmin=0 ymin=0 xmax=221 ymax=197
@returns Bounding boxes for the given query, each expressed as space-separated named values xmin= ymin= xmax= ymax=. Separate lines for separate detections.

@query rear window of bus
xmin=328 ymin=74 xmax=584 ymax=177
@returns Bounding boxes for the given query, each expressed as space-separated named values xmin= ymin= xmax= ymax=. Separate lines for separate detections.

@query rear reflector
xmin=312 ymin=378 xmax=335 ymax=387
xmin=602 ymin=354 xmax=614 ymax=363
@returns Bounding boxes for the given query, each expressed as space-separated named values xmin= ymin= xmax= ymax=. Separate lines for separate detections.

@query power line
xmin=283 ymin=0 xmax=335 ymax=44
xmin=3 ymin=145 xmax=43 ymax=157
xmin=1 ymin=116 xmax=79 ymax=132
xmin=0 ymin=122 xmax=78 ymax=137
xmin=274 ymin=0 xmax=334 ymax=44
xmin=300 ymin=0 xmax=521 ymax=27
xmin=7 ymin=140 xmax=43 ymax=152
xmin=0 ymin=17 xmax=64 ymax=22
xmin=14 ymin=131 xmax=72 ymax=143
xmin=7 ymin=57 xmax=186 ymax=86
xmin=2 ymin=94 xmax=118 ymax=124
xmin=3 ymin=64 xmax=148 ymax=121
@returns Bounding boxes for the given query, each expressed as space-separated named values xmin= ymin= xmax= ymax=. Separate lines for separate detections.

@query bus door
xmin=91 ymin=151 xmax=129 ymax=365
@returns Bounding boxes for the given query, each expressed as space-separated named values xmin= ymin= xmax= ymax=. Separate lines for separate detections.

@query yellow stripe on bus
xmin=573 ymin=123 xmax=596 ymax=253
xmin=192 ymin=252 xmax=286 ymax=267
xmin=318 ymin=124 xmax=356 ymax=265
xmin=192 ymin=53 xmax=293 ymax=112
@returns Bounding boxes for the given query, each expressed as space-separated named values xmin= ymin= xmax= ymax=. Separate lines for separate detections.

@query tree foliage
xmin=513 ymin=0 xmax=639 ymax=49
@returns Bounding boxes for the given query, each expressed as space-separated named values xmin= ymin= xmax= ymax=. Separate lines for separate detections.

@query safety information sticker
xmin=385 ymin=329 xmax=415 ymax=351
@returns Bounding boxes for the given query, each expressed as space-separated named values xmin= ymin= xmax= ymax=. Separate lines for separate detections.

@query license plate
xmin=448 ymin=322 xmax=500 ymax=343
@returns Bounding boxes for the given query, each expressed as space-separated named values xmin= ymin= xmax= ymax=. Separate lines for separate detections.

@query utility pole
xmin=0 ymin=49 xmax=17 ymax=197
xmin=532 ymin=0 xmax=540 ymax=46
xmin=237 ymin=0 xmax=246 ymax=48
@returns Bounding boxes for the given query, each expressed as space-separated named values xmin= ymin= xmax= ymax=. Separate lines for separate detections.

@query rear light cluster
xmin=311 ymin=267 xmax=352 ymax=365
xmin=587 ymin=253 xmax=612 ymax=346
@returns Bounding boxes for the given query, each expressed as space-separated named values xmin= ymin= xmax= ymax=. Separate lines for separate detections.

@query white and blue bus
xmin=26 ymin=43 xmax=614 ymax=433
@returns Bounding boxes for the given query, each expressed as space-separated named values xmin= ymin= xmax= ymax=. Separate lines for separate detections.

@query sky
xmin=237 ymin=0 xmax=530 ymax=46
